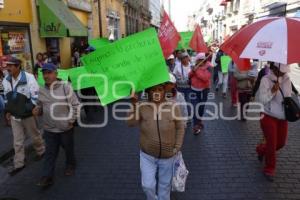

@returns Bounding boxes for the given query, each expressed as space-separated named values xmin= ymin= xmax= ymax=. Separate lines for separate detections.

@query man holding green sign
xmin=37 ymin=69 xmax=69 ymax=86
xmin=177 ymin=32 xmax=193 ymax=50
xmin=81 ymin=28 xmax=170 ymax=105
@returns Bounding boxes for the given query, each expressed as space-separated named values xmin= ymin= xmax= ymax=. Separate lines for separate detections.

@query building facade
xmin=0 ymin=0 xmax=34 ymax=72
xmin=0 ymin=0 xmax=105 ymax=70
xmin=35 ymin=0 xmax=92 ymax=68
xmin=149 ymin=0 xmax=161 ymax=28
xmin=188 ymin=0 xmax=300 ymax=45
xmin=124 ymin=0 xmax=151 ymax=35
xmin=98 ymin=0 xmax=126 ymax=40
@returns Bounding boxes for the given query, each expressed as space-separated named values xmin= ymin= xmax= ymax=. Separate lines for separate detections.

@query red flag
xmin=189 ymin=25 xmax=208 ymax=53
xmin=158 ymin=11 xmax=181 ymax=58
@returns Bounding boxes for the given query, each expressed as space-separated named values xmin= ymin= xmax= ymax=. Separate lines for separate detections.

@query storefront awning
xmin=38 ymin=0 xmax=88 ymax=38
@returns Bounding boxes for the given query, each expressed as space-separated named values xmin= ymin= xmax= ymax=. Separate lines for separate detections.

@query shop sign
xmin=0 ymin=0 xmax=4 ymax=9
xmin=8 ymin=32 xmax=25 ymax=52
xmin=67 ymin=0 xmax=92 ymax=12
xmin=42 ymin=22 xmax=62 ymax=34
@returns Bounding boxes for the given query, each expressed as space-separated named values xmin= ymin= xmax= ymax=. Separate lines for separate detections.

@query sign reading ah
xmin=0 ymin=0 xmax=4 ymax=9
xmin=42 ymin=22 xmax=62 ymax=34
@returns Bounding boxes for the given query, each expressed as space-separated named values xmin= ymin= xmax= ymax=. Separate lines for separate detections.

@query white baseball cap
xmin=167 ymin=54 xmax=175 ymax=60
xmin=195 ymin=53 xmax=206 ymax=61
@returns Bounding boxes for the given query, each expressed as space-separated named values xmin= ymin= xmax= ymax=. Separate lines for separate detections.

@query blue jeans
xmin=140 ymin=151 xmax=174 ymax=200
xmin=0 ymin=94 xmax=4 ymax=114
xmin=177 ymin=87 xmax=192 ymax=118
xmin=191 ymin=89 xmax=209 ymax=126
xmin=43 ymin=129 xmax=76 ymax=177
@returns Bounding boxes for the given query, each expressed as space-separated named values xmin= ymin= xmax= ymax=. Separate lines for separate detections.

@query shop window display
xmin=0 ymin=27 xmax=33 ymax=73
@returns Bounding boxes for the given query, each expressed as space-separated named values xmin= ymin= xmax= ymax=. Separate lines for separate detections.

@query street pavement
xmin=0 ymin=94 xmax=300 ymax=200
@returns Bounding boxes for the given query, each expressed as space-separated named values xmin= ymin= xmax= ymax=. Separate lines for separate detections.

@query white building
xmin=149 ymin=0 xmax=161 ymax=28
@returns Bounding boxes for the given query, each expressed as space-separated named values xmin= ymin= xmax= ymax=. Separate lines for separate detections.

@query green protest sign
xmin=177 ymin=32 xmax=193 ymax=50
xmin=37 ymin=69 xmax=69 ymax=86
xmin=221 ymin=56 xmax=232 ymax=73
xmin=89 ymin=38 xmax=110 ymax=49
xmin=81 ymin=28 xmax=169 ymax=105
xmin=68 ymin=66 xmax=95 ymax=90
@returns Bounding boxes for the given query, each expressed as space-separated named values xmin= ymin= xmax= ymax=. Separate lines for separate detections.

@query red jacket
xmin=189 ymin=65 xmax=211 ymax=90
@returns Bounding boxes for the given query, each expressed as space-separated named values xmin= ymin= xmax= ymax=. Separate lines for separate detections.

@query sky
xmin=161 ymin=0 xmax=204 ymax=32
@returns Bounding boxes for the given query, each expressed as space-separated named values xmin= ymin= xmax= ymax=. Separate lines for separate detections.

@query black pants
xmin=238 ymin=92 xmax=252 ymax=120
xmin=43 ymin=129 xmax=76 ymax=178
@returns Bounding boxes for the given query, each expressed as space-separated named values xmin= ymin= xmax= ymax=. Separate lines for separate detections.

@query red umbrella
xmin=221 ymin=17 xmax=300 ymax=66
xmin=220 ymin=27 xmax=251 ymax=71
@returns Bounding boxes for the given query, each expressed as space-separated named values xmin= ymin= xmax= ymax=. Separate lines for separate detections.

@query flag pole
xmin=192 ymin=52 xmax=213 ymax=71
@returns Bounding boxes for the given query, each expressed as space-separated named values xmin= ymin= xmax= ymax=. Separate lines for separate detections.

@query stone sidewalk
xmin=0 ymin=115 xmax=13 ymax=162
xmin=0 ymin=97 xmax=300 ymax=200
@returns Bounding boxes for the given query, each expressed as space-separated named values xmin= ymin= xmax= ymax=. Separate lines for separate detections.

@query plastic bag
xmin=171 ymin=151 xmax=189 ymax=192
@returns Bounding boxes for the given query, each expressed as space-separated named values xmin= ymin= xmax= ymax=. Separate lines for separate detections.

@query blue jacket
xmin=2 ymin=71 xmax=39 ymax=119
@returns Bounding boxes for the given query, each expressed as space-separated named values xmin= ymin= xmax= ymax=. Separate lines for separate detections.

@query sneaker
xmin=222 ymin=93 xmax=226 ymax=99
xmin=8 ymin=165 xmax=25 ymax=176
xmin=193 ymin=123 xmax=203 ymax=135
xmin=263 ymin=173 xmax=274 ymax=182
xmin=34 ymin=153 xmax=45 ymax=161
xmin=37 ymin=176 xmax=54 ymax=188
xmin=193 ymin=127 xmax=201 ymax=135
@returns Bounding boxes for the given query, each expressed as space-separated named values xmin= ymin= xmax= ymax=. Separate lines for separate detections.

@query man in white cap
xmin=172 ymin=52 xmax=192 ymax=118
xmin=164 ymin=73 xmax=188 ymax=126
xmin=2 ymin=57 xmax=45 ymax=175
xmin=166 ymin=54 xmax=175 ymax=72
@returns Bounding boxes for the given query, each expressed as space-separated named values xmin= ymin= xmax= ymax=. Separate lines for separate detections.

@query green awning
xmin=38 ymin=0 xmax=88 ymax=37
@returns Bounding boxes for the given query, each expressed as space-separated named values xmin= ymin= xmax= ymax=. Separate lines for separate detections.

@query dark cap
xmin=180 ymin=52 xmax=189 ymax=59
xmin=4 ymin=57 xmax=22 ymax=66
xmin=42 ymin=63 xmax=57 ymax=72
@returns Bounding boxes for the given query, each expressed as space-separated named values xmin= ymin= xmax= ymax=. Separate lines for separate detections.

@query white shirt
xmin=257 ymin=72 xmax=292 ymax=120
xmin=12 ymin=72 xmax=22 ymax=89
xmin=173 ymin=63 xmax=191 ymax=81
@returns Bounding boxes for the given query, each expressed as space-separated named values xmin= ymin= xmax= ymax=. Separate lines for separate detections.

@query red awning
xmin=220 ymin=0 xmax=227 ymax=6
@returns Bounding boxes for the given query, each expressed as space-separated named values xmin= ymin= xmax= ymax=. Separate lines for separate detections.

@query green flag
xmin=68 ymin=66 xmax=95 ymax=90
xmin=81 ymin=28 xmax=169 ymax=106
xmin=89 ymin=38 xmax=110 ymax=49
xmin=177 ymin=32 xmax=193 ymax=50
xmin=37 ymin=69 xmax=69 ymax=86
xmin=221 ymin=56 xmax=232 ymax=73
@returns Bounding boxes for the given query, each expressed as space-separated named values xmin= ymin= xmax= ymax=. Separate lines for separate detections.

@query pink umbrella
xmin=221 ymin=17 xmax=300 ymax=65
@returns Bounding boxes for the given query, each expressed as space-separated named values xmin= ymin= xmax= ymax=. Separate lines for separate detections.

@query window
xmin=235 ymin=0 xmax=240 ymax=11
xmin=230 ymin=1 xmax=234 ymax=12
xmin=0 ymin=26 xmax=33 ymax=73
